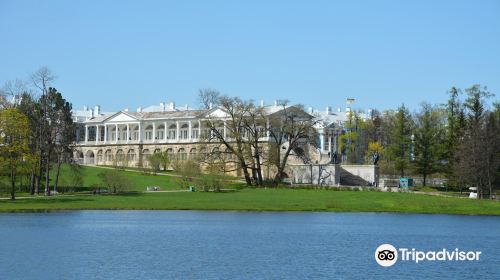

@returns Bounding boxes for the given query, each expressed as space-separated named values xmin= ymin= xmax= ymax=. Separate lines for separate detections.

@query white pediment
xmin=106 ymin=112 xmax=138 ymax=122
xmin=206 ymin=108 xmax=228 ymax=118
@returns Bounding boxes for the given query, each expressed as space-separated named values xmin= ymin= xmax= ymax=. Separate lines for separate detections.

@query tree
xmin=98 ymin=170 xmax=131 ymax=194
xmin=0 ymin=108 xmax=33 ymax=199
xmin=413 ymin=103 xmax=445 ymax=186
xmin=242 ymin=104 xmax=266 ymax=186
xmin=172 ymin=159 xmax=200 ymax=189
xmin=267 ymin=101 xmax=318 ymax=183
xmin=443 ymin=87 xmax=466 ymax=188
xmin=199 ymin=90 xmax=254 ymax=186
xmin=387 ymin=104 xmax=413 ymax=177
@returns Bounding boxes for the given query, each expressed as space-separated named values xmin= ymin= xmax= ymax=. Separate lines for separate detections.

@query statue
xmin=373 ymin=151 xmax=380 ymax=165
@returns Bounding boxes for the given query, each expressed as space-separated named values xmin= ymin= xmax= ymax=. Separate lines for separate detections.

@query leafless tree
xmin=267 ymin=101 xmax=318 ymax=183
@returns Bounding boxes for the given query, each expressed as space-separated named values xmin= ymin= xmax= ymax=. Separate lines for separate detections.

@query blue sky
xmin=1 ymin=0 xmax=499 ymax=113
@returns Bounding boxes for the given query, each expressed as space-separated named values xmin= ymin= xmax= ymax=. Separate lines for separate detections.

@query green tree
xmin=454 ymin=85 xmax=495 ymax=198
xmin=0 ymin=108 xmax=33 ymax=199
xmin=413 ymin=103 xmax=445 ymax=186
xmin=388 ymin=104 xmax=413 ymax=177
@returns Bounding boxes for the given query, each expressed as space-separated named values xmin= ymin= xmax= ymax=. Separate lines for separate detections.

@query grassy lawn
xmin=1 ymin=165 xmax=499 ymax=215
xmin=0 ymin=189 xmax=499 ymax=215
xmin=1 ymin=165 xmax=244 ymax=194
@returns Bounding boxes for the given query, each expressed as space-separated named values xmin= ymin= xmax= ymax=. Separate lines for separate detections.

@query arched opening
xmin=145 ymin=125 xmax=154 ymax=141
xmin=142 ymin=149 xmax=151 ymax=166
xmin=168 ymin=124 xmax=177 ymax=139
xmin=156 ymin=124 xmax=165 ymax=140
xmin=178 ymin=148 xmax=187 ymax=161
xmin=105 ymin=149 xmax=113 ymax=162
xmin=85 ymin=150 xmax=95 ymax=165
xmin=116 ymin=149 xmax=125 ymax=162
xmin=76 ymin=151 xmax=84 ymax=164
xmin=189 ymin=148 xmax=197 ymax=159
xmin=97 ymin=150 xmax=103 ymax=163
xmin=192 ymin=123 xmax=199 ymax=139
xmin=131 ymin=125 xmax=139 ymax=141
xmin=166 ymin=148 xmax=174 ymax=158
xmin=180 ymin=124 xmax=189 ymax=139
xmin=127 ymin=149 xmax=136 ymax=162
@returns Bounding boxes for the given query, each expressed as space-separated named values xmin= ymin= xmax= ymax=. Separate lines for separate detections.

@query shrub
xmin=98 ymin=170 xmax=131 ymax=194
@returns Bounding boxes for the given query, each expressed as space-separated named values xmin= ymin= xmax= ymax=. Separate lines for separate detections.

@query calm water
xmin=0 ymin=211 xmax=499 ymax=280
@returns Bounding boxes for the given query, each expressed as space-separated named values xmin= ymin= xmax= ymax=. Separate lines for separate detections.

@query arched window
xmin=116 ymin=149 xmax=125 ymax=161
xmin=178 ymin=148 xmax=187 ymax=160
xmin=127 ymin=149 xmax=136 ymax=161
xmin=145 ymin=125 xmax=153 ymax=141
xmin=168 ymin=124 xmax=177 ymax=139
xmin=180 ymin=124 xmax=189 ymax=139
xmin=189 ymin=148 xmax=197 ymax=159
xmin=105 ymin=149 xmax=113 ymax=162
xmin=166 ymin=148 xmax=174 ymax=158
xmin=156 ymin=124 xmax=165 ymax=140
xmin=97 ymin=150 xmax=103 ymax=163
xmin=142 ymin=149 xmax=151 ymax=164
xmin=131 ymin=125 xmax=139 ymax=141
xmin=85 ymin=150 xmax=95 ymax=165
xmin=192 ymin=123 xmax=199 ymax=139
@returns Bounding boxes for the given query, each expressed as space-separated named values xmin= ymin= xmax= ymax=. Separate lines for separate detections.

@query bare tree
xmin=267 ymin=101 xmax=318 ymax=183
xmin=199 ymin=90 xmax=254 ymax=185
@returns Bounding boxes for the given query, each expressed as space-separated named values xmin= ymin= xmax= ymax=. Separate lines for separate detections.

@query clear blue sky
xmin=1 ymin=0 xmax=499 ymax=113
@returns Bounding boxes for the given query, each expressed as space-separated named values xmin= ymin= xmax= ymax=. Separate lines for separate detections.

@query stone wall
xmin=288 ymin=164 xmax=340 ymax=186
xmin=339 ymin=165 xmax=379 ymax=186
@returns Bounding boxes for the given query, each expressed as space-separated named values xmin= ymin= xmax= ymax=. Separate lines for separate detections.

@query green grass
xmin=1 ymin=165 xmax=499 ymax=215
xmin=0 ymin=189 xmax=499 ymax=215
xmin=1 ymin=164 xmax=245 ymax=195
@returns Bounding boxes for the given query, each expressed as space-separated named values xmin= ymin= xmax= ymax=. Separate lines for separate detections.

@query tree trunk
xmin=54 ymin=154 xmax=63 ymax=193
xmin=10 ymin=168 xmax=16 ymax=200
xmin=36 ymin=156 xmax=43 ymax=195
xmin=45 ymin=157 xmax=51 ymax=196
xmin=29 ymin=170 xmax=36 ymax=195
xmin=241 ymin=162 xmax=252 ymax=186
xmin=423 ymin=173 xmax=427 ymax=186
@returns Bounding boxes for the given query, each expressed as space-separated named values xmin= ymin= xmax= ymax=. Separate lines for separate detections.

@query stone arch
xmin=85 ymin=150 xmax=95 ymax=165
xmin=105 ymin=149 xmax=113 ymax=162
xmin=116 ymin=149 xmax=125 ymax=161
xmin=127 ymin=149 xmax=136 ymax=162
xmin=178 ymin=148 xmax=187 ymax=160
xmin=75 ymin=151 xmax=84 ymax=164
xmin=97 ymin=149 xmax=103 ymax=163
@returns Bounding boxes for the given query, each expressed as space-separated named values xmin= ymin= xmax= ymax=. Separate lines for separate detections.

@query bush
xmin=98 ymin=170 xmax=131 ymax=194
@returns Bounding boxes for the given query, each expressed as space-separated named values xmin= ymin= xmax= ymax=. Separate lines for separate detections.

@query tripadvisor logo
xmin=375 ymin=244 xmax=482 ymax=267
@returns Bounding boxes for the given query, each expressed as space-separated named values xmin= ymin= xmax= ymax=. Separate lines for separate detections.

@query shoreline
xmin=1 ymin=189 xmax=499 ymax=216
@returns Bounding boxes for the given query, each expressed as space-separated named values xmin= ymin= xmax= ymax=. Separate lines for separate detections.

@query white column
xmin=320 ymin=132 xmax=325 ymax=151
xmin=328 ymin=130 xmax=332 ymax=158
xmin=104 ymin=125 xmax=107 ymax=143
xmin=176 ymin=121 xmax=179 ymax=141
xmin=96 ymin=125 xmax=99 ymax=144
xmin=223 ymin=121 xmax=227 ymax=139
xmin=115 ymin=124 xmax=118 ymax=143
xmin=85 ymin=125 xmax=88 ymax=143
xmin=164 ymin=121 xmax=167 ymax=142
xmin=152 ymin=122 xmax=156 ymax=142
xmin=126 ymin=123 xmax=130 ymax=143
xmin=188 ymin=120 xmax=192 ymax=141
xmin=198 ymin=120 xmax=201 ymax=138
xmin=138 ymin=122 xmax=142 ymax=142
xmin=266 ymin=118 xmax=270 ymax=137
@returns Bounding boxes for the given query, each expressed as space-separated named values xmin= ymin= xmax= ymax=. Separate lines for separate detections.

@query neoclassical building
xmin=73 ymin=101 xmax=366 ymax=178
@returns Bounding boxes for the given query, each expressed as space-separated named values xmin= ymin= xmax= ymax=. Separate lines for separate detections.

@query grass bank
xmin=1 ymin=189 xmax=499 ymax=215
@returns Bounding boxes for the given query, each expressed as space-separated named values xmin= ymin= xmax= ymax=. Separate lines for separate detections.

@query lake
xmin=0 ymin=211 xmax=498 ymax=279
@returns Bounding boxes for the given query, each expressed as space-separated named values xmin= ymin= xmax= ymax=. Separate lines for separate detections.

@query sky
xmin=1 ymin=0 xmax=499 ymax=113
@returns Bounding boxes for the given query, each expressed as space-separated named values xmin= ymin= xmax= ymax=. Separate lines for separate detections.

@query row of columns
xmin=84 ymin=120 xmax=205 ymax=144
